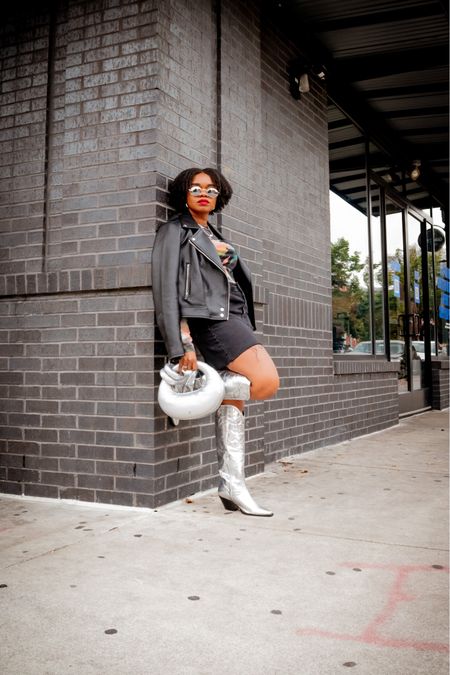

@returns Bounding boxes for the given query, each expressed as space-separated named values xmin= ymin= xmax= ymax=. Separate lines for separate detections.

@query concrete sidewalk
xmin=1 ymin=410 xmax=449 ymax=675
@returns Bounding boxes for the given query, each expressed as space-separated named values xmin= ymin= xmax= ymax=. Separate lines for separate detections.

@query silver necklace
xmin=201 ymin=225 xmax=215 ymax=239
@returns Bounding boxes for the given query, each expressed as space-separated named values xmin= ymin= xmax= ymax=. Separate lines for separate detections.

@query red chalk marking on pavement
xmin=297 ymin=562 xmax=449 ymax=653
xmin=296 ymin=627 xmax=449 ymax=653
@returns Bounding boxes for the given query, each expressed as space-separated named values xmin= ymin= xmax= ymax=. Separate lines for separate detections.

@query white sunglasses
xmin=188 ymin=186 xmax=220 ymax=198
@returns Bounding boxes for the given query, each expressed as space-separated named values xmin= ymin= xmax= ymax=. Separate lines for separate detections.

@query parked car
xmin=347 ymin=340 xmax=404 ymax=359
xmin=411 ymin=341 xmax=437 ymax=361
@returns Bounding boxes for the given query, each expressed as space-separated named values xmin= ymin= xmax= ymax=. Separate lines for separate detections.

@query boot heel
xmin=219 ymin=496 xmax=239 ymax=511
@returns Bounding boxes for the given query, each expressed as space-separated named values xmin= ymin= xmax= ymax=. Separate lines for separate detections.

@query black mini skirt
xmin=187 ymin=283 xmax=261 ymax=369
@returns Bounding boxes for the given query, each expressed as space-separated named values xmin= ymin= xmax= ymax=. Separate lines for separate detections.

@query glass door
xmin=385 ymin=199 xmax=407 ymax=393
xmin=384 ymin=199 xmax=432 ymax=413
xmin=405 ymin=212 xmax=429 ymax=403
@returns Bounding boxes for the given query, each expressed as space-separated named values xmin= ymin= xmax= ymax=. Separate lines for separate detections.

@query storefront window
xmin=384 ymin=199 xmax=407 ymax=389
xmin=370 ymin=183 xmax=385 ymax=348
xmin=430 ymin=208 xmax=449 ymax=358
xmin=330 ymin=191 xmax=371 ymax=353
xmin=407 ymin=213 xmax=425 ymax=391
xmin=329 ymin=120 xmax=447 ymax=372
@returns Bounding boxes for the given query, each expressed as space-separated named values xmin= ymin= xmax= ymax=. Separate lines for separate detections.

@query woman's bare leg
xmin=222 ymin=344 xmax=279 ymax=409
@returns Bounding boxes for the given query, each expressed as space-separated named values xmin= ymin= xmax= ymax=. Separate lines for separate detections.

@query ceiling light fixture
xmin=299 ymin=73 xmax=310 ymax=93
xmin=409 ymin=160 xmax=421 ymax=182
xmin=288 ymin=61 xmax=327 ymax=100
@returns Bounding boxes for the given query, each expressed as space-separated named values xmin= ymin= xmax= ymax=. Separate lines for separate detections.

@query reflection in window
xmin=384 ymin=202 xmax=407 ymax=389
xmin=430 ymin=207 xmax=449 ymax=358
xmin=369 ymin=184 xmax=385 ymax=349
xmin=407 ymin=213 xmax=425 ymax=391
xmin=330 ymin=192 xmax=371 ymax=353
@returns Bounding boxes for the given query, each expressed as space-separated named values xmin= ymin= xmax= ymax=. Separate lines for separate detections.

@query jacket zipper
xmin=184 ymin=263 xmax=191 ymax=299
xmin=189 ymin=238 xmax=230 ymax=319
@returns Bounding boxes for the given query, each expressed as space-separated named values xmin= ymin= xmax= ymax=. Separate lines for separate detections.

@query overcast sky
xmin=330 ymin=191 xmax=396 ymax=263
xmin=329 ymin=191 xmax=445 ymax=263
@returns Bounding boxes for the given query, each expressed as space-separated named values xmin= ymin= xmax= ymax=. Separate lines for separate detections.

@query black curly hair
xmin=168 ymin=167 xmax=233 ymax=214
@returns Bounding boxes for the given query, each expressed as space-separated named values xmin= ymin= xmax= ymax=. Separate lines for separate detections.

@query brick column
xmin=431 ymin=359 xmax=449 ymax=410
xmin=0 ymin=1 xmax=165 ymax=506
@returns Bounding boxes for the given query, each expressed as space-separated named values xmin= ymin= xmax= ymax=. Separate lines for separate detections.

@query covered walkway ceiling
xmin=266 ymin=0 xmax=449 ymax=215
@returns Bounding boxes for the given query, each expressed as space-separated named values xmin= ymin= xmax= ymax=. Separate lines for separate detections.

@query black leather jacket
xmin=152 ymin=211 xmax=256 ymax=360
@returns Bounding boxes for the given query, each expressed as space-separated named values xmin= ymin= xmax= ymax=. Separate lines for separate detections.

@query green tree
xmin=331 ymin=238 xmax=364 ymax=289
xmin=331 ymin=238 xmax=370 ymax=344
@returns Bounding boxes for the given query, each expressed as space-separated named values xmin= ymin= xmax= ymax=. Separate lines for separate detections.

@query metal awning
xmin=266 ymin=0 xmax=449 ymax=214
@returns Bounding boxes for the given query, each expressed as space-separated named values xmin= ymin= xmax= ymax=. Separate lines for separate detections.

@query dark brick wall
xmin=0 ymin=9 xmax=48 ymax=282
xmin=0 ymin=0 xmax=160 ymax=293
xmin=0 ymin=292 xmax=155 ymax=504
xmin=1 ymin=0 xmax=401 ymax=508
xmin=431 ymin=360 xmax=449 ymax=410
xmin=0 ymin=1 xmax=163 ymax=505
xmin=45 ymin=0 xmax=160 ymax=273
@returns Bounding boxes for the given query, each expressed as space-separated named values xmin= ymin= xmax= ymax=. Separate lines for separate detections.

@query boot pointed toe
xmin=216 ymin=405 xmax=274 ymax=518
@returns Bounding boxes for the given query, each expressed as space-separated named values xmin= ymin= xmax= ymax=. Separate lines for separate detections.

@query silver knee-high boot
xmin=215 ymin=404 xmax=273 ymax=517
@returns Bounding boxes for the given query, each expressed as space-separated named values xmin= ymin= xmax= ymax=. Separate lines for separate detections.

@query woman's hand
xmin=178 ymin=350 xmax=198 ymax=373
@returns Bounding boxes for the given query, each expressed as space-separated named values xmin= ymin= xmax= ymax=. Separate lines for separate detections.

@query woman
xmin=152 ymin=167 xmax=279 ymax=516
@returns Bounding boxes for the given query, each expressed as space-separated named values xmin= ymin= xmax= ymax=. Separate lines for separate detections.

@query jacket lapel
xmin=179 ymin=212 xmax=224 ymax=268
